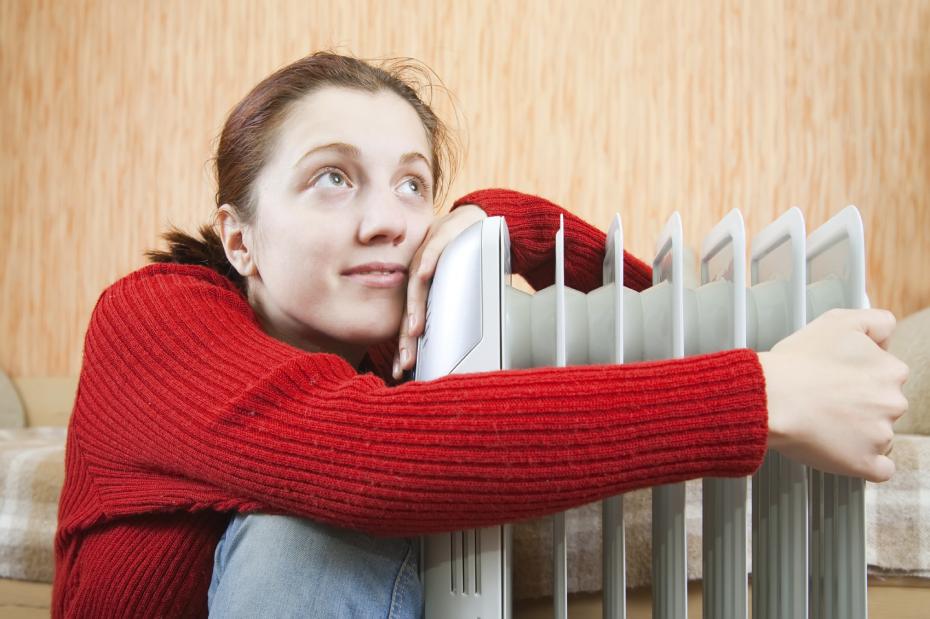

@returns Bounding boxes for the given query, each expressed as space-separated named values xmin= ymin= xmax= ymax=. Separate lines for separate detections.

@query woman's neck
xmin=247 ymin=288 xmax=368 ymax=369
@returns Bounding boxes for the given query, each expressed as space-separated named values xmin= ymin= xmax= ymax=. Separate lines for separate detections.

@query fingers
xmin=395 ymin=231 xmax=443 ymax=379
xmin=393 ymin=281 xmax=416 ymax=381
xmin=845 ymin=308 xmax=896 ymax=347
xmin=396 ymin=247 xmax=434 ymax=377
xmin=864 ymin=455 xmax=896 ymax=484
xmin=406 ymin=244 xmax=439 ymax=341
xmin=817 ymin=307 xmax=895 ymax=344
xmin=860 ymin=415 xmax=899 ymax=483
xmin=831 ymin=309 xmax=909 ymax=388
xmin=888 ymin=388 xmax=910 ymax=421
xmin=896 ymin=361 xmax=910 ymax=387
xmin=393 ymin=241 xmax=424 ymax=381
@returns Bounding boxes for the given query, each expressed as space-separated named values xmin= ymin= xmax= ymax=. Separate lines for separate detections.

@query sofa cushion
xmin=0 ymin=427 xmax=65 ymax=583
xmin=889 ymin=306 xmax=930 ymax=435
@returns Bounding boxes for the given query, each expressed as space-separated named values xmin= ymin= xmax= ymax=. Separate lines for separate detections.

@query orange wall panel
xmin=2 ymin=0 xmax=929 ymax=376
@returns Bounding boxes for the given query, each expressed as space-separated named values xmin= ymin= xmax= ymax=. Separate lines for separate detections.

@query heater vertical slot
xmin=807 ymin=205 xmax=868 ymax=619
xmin=600 ymin=213 xmax=627 ymax=619
xmin=650 ymin=212 xmax=688 ymax=619
xmin=749 ymin=207 xmax=808 ymax=619
xmin=552 ymin=216 xmax=568 ymax=619
xmin=699 ymin=209 xmax=748 ymax=619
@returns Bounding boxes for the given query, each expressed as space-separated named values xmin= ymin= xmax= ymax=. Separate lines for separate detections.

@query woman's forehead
xmin=275 ymin=86 xmax=431 ymax=167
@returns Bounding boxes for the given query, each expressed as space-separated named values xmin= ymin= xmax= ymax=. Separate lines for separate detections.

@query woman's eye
xmin=315 ymin=170 xmax=349 ymax=188
xmin=399 ymin=176 xmax=428 ymax=196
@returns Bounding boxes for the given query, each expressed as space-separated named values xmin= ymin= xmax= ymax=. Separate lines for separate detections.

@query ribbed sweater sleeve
xmin=70 ymin=263 xmax=768 ymax=537
xmin=451 ymin=188 xmax=653 ymax=293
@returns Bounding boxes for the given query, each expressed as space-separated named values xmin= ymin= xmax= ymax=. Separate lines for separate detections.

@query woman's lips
xmin=342 ymin=263 xmax=408 ymax=288
xmin=343 ymin=271 xmax=406 ymax=288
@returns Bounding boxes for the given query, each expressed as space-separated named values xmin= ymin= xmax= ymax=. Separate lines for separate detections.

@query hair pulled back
xmin=147 ymin=52 xmax=458 ymax=293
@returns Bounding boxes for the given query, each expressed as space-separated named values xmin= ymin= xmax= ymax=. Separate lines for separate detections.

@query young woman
xmin=53 ymin=52 xmax=908 ymax=618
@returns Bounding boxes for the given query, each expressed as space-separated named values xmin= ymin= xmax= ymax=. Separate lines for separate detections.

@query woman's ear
xmin=216 ymin=204 xmax=258 ymax=277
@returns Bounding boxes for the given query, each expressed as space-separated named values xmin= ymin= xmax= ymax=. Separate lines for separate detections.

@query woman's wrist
xmin=757 ymin=351 xmax=792 ymax=452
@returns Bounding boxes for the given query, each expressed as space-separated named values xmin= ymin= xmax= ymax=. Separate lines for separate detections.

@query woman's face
xmin=239 ymin=86 xmax=435 ymax=363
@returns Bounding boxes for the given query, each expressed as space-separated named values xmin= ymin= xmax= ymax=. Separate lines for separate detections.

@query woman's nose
xmin=357 ymin=190 xmax=407 ymax=246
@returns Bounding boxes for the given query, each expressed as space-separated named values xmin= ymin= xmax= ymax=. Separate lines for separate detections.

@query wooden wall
xmin=3 ymin=0 xmax=929 ymax=377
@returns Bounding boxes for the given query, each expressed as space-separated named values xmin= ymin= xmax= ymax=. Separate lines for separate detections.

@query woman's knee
xmin=209 ymin=513 xmax=422 ymax=618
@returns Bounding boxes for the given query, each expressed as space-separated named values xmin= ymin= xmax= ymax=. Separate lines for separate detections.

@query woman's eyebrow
xmin=399 ymin=152 xmax=430 ymax=168
xmin=293 ymin=142 xmax=430 ymax=170
xmin=294 ymin=142 xmax=361 ymax=168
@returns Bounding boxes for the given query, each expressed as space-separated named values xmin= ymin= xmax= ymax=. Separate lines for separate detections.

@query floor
xmin=514 ymin=580 xmax=930 ymax=618
xmin=4 ymin=577 xmax=930 ymax=618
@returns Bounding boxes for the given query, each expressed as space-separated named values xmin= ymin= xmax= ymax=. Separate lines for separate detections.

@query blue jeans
xmin=208 ymin=513 xmax=423 ymax=618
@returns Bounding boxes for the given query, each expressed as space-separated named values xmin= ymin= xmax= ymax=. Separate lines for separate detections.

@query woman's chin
xmin=341 ymin=320 xmax=403 ymax=347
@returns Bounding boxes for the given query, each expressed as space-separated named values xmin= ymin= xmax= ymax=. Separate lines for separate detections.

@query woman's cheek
xmin=415 ymin=211 xmax=434 ymax=240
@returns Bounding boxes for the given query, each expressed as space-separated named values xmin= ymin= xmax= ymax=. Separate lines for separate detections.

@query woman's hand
xmin=393 ymin=204 xmax=488 ymax=380
xmin=759 ymin=308 xmax=909 ymax=482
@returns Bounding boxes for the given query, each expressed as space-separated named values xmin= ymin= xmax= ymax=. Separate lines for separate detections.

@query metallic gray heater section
xmin=553 ymin=507 xmax=567 ymax=619
xmin=652 ymin=484 xmax=687 ymax=618
xmin=600 ymin=214 xmax=627 ymax=619
xmin=602 ymin=496 xmax=626 ymax=619
xmin=807 ymin=206 xmax=869 ymax=619
xmin=703 ymin=477 xmax=747 ymax=617
xmin=649 ymin=213 xmax=688 ymax=619
xmin=551 ymin=217 xmax=591 ymax=619
xmin=416 ymin=217 xmax=512 ymax=619
xmin=553 ymin=217 xmax=568 ymax=619
xmin=749 ymin=208 xmax=809 ymax=619
xmin=416 ymin=207 xmax=870 ymax=619
xmin=810 ymin=473 xmax=866 ymax=619
xmin=698 ymin=209 xmax=748 ymax=619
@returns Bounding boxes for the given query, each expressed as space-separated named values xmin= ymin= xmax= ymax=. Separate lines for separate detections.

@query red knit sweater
xmin=53 ymin=189 xmax=768 ymax=618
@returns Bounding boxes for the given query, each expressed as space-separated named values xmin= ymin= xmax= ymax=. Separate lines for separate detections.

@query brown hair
xmin=147 ymin=52 xmax=458 ymax=293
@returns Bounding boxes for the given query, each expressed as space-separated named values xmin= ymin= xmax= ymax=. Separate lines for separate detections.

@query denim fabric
xmin=208 ymin=513 xmax=423 ymax=618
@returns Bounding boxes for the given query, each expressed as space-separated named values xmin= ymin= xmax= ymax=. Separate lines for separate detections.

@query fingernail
xmin=408 ymin=312 xmax=416 ymax=331
xmin=392 ymin=357 xmax=400 ymax=379
xmin=401 ymin=347 xmax=410 ymax=366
